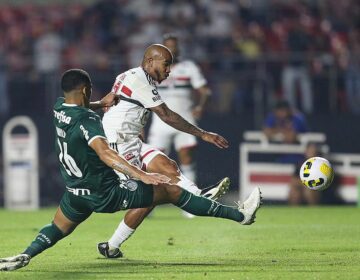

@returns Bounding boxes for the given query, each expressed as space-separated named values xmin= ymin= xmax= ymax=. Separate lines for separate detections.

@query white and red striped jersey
xmin=102 ymin=67 xmax=164 ymax=143
xmin=156 ymin=60 xmax=207 ymax=120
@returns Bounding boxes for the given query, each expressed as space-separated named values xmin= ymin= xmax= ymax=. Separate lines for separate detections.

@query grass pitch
xmin=0 ymin=206 xmax=359 ymax=280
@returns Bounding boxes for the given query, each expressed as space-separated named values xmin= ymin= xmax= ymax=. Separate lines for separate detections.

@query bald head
xmin=142 ymin=44 xmax=173 ymax=64
xmin=142 ymin=44 xmax=173 ymax=83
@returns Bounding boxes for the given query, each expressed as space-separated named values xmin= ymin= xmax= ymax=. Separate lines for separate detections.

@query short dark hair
xmin=163 ymin=33 xmax=178 ymax=42
xmin=61 ymin=69 xmax=91 ymax=92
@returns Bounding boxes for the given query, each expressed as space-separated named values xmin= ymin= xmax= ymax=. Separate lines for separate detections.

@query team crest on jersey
xmin=126 ymin=180 xmax=139 ymax=191
xmin=125 ymin=153 xmax=135 ymax=161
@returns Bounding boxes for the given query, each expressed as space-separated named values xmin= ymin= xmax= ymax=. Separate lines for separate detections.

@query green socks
xmin=175 ymin=190 xmax=244 ymax=222
xmin=23 ymin=223 xmax=65 ymax=258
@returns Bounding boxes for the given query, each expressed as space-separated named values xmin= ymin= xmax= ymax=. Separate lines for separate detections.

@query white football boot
xmin=238 ymin=187 xmax=262 ymax=225
xmin=201 ymin=177 xmax=230 ymax=200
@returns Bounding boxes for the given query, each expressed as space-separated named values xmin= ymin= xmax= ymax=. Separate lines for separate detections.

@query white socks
xmin=176 ymin=172 xmax=201 ymax=196
xmin=108 ymin=220 xmax=135 ymax=249
xmin=108 ymin=165 xmax=199 ymax=249
xmin=180 ymin=163 xmax=196 ymax=182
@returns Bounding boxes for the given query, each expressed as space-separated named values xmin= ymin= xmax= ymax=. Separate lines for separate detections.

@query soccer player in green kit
xmin=0 ymin=69 xmax=261 ymax=271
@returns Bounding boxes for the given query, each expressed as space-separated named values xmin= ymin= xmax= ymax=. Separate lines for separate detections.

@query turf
xmin=0 ymin=206 xmax=359 ymax=280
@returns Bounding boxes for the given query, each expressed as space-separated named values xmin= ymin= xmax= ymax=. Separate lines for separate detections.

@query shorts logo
xmin=121 ymin=199 xmax=128 ymax=209
xmin=66 ymin=186 xmax=91 ymax=196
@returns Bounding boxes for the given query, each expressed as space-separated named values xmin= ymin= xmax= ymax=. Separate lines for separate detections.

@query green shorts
xmin=60 ymin=179 xmax=154 ymax=223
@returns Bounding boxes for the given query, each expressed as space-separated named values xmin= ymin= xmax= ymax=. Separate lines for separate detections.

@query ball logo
xmin=320 ymin=163 xmax=331 ymax=177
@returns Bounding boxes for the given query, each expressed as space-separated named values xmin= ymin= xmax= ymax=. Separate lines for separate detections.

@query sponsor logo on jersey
xmin=54 ymin=110 xmax=71 ymax=124
xmin=66 ymin=186 xmax=91 ymax=196
xmin=80 ymin=125 xmax=89 ymax=140
xmin=152 ymin=95 xmax=161 ymax=102
xmin=56 ymin=127 xmax=66 ymax=138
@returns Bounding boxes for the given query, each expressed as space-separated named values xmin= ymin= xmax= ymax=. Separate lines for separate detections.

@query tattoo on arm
xmin=112 ymin=162 xmax=139 ymax=179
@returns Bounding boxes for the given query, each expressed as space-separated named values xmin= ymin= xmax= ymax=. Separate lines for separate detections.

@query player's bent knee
xmin=152 ymin=155 xmax=180 ymax=176
xmin=152 ymin=184 xmax=182 ymax=205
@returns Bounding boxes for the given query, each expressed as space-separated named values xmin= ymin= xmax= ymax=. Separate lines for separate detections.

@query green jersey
xmin=53 ymin=97 xmax=119 ymax=195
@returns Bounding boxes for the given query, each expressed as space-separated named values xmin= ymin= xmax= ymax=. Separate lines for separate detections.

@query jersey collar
xmin=141 ymin=67 xmax=156 ymax=86
xmin=63 ymin=103 xmax=79 ymax=107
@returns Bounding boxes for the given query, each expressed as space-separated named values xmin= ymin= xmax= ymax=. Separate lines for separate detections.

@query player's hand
xmin=192 ymin=105 xmax=204 ymax=120
xmin=101 ymin=92 xmax=119 ymax=112
xmin=140 ymin=172 xmax=171 ymax=185
xmin=201 ymin=131 xmax=229 ymax=149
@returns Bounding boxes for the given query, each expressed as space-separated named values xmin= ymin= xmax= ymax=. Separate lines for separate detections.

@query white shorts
xmin=109 ymin=138 xmax=165 ymax=179
xmin=148 ymin=118 xmax=197 ymax=155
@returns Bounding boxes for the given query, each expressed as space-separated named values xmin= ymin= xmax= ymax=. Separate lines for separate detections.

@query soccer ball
xmin=299 ymin=157 xmax=334 ymax=191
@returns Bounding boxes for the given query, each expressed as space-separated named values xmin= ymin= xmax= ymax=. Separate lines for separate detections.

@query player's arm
xmin=193 ymin=85 xmax=211 ymax=119
xmin=151 ymin=103 xmax=228 ymax=149
xmin=90 ymin=137 xmax=170 ymax=185
xmin=89 ymin=92 xmax=119 ymax=111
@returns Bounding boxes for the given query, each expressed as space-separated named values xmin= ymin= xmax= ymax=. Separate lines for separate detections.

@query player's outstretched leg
xmin=0 ymin=207 xmax=80 ymax=271
xmin=97 ymin=177 xmax=230 ymax=259
xmin=171 ymin=186 xmax=262 ymax=224
xmin=97 ymin=156 xmax=230 ymax=259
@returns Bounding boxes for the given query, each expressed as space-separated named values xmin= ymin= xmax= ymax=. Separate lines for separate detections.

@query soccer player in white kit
xmin=148 ymin=34 xmax=211 ymax=184
xmin=97 ymin=44 xmax=230 ymax=258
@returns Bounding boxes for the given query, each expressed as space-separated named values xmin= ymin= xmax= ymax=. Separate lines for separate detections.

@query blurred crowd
xmin=0 ymin=0 xmax=360 ymax=118
xmin=1 ymin=0 xmax=359 ymax=206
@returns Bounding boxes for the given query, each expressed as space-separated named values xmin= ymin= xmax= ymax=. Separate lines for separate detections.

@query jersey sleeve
xmin=79 ymin=113 xmax=107 ymax=145
xmin=110 ymin=74 xmax=126 ymax=95
xmin=188 ymin=61 xmax=207 ymax=89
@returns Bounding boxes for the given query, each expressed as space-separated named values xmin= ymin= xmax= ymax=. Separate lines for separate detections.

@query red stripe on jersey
xmin=176 ymin=77 xmax=190 ymax=81
xmin=121 ymin=85 xmax=132 ymax=97
xmin=141 ymin=149 xmax=156 ymax=161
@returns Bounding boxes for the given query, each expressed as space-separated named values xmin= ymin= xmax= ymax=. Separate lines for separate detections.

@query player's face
xmin=164 ymin=39 xmax=179 ymax=60
xmin=153 ymin=57 xmax=172 ymax=83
